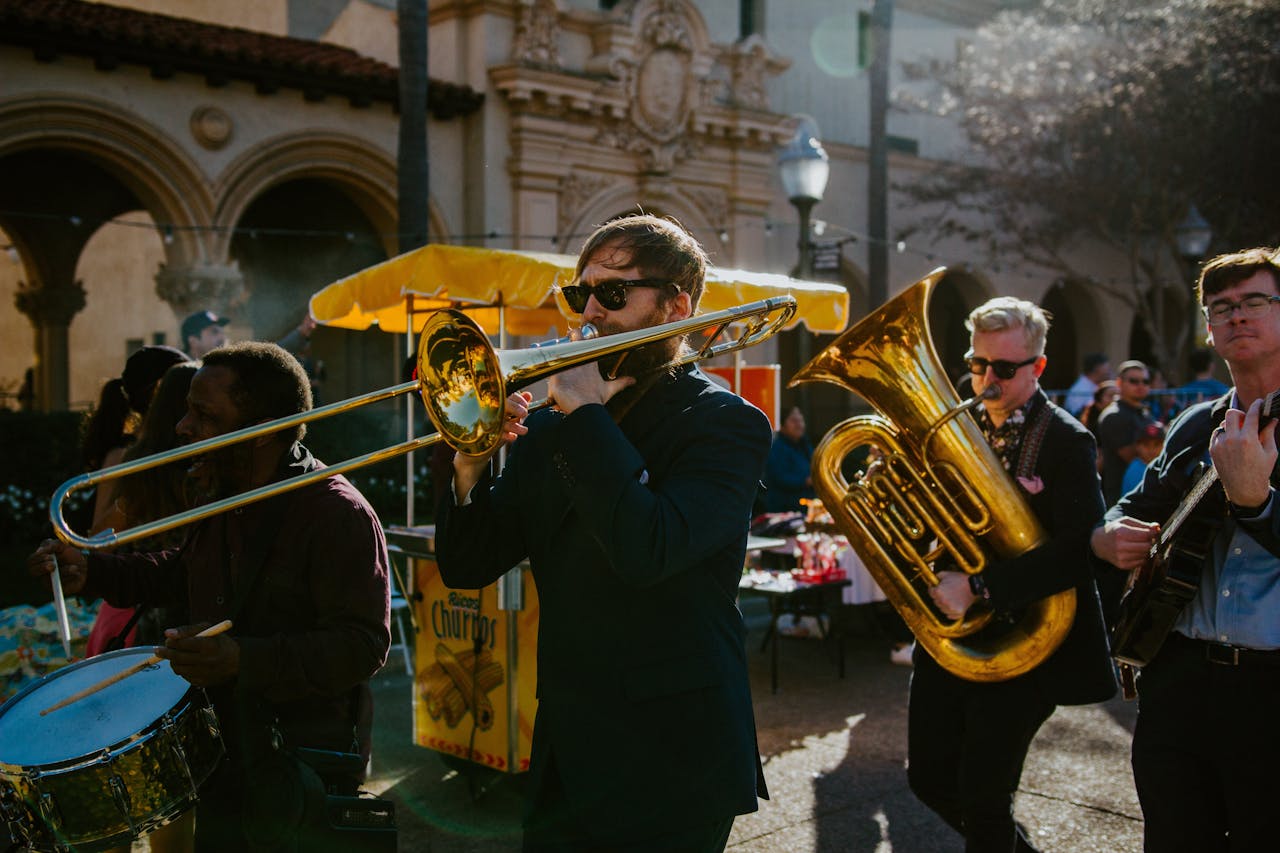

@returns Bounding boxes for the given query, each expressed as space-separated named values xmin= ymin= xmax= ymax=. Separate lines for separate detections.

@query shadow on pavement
xmin=362 ymin=600 xmax=1141 ymax=852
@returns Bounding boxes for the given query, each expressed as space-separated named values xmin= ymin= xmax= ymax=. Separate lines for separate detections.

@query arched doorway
xmin=230 ymin=179 xmax=390 ymax=405
xmin=1040 ymin=284 xmax=1078 ymax=393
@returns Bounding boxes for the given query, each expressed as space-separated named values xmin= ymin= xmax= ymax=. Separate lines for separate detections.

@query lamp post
xmin=1175 ymin=204 xmax=1213 ymax=381
xmin=778 ymin=117 xmax=830 ymax=414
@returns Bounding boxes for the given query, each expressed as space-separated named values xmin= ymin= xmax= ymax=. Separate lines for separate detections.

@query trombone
xmin=51 ymin=296 xmax=797 ymax=551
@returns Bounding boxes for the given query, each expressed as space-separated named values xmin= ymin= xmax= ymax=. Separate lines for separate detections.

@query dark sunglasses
xmin=964 ymin=353 xmax=1039 ymax=380
xmin=558 ymin=278 xmax=674 ymax=313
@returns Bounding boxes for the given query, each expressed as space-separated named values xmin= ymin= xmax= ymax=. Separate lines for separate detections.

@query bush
xmin=0 ymin=411 xmax=88 ymax=608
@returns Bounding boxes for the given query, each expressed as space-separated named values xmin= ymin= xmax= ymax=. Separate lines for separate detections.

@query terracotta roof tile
xmin=0 ymin=0 xmax=483 ymax=117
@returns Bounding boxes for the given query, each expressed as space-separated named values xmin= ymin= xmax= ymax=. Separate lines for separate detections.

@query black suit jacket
xmin=436 ymin=365 xmax=771 ymax=835
xmin=978 ymin=390 xmax=1118 ymax=706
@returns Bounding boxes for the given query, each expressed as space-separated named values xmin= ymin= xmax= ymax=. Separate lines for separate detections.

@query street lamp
xmin=1176 ymin=204 xmax=1213 ymax=380
xmin=778 ymin=116 xmax=830 ymax=280
xmin=778 ymin=117 xmax=830 ymax=414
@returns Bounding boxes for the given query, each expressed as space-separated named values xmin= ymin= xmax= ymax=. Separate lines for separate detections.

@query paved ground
xmin=365 ymin=604 xmax=1144 ymax=852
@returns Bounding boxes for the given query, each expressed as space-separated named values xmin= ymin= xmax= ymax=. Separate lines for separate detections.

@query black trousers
xmin=521 ymin=753 xmax=735 ymax=853
xmin=1133 ymin=633 xmax=1280 ymax=853
xmin=907 ymin=650 xmax=1054 ymax=853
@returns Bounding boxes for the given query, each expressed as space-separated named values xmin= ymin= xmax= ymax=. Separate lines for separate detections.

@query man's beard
xmin=183 ymin=444 xmax=254 ymax=507
xmin=595 ymin=306 xmax=686 ymax=381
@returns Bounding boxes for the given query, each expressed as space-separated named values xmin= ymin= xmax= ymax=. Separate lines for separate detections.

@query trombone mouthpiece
xmin=533 ymin=324 xmax=598 ymax=348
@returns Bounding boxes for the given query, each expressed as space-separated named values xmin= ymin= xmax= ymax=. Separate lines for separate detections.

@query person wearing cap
xmin=1096 ymin=359 xmax=1154 ymax=504
xmin=181 ymin=309 xmax=230 ymax=359
xmin=1120 ymin=421 xmax=1166 ymax=496
xmin=1091 ymin=247 xmax=1280 ymax=851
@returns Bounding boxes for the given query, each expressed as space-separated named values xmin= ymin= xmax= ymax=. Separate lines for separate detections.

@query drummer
xmin=30 ymin=342 xmax=391 ymax=850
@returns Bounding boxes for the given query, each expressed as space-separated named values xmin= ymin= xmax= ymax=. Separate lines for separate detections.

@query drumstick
xmin=49 ymin=554 xmax=73 ymax=660
xmin=39 ymin=620 xmax=233 ymax=716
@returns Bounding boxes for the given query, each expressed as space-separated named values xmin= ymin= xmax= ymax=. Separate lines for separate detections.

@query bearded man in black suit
xmin=435 ymin=214 xmax=770 ymax=852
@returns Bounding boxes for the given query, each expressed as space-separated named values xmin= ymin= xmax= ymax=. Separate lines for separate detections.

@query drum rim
xmin=0 ymin=648 xmax=197 ymax=773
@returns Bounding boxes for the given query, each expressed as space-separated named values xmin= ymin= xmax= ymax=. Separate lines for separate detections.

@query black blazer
xmin=980 ymin=390 xmax=1119 ymax=706
xmin=436 ymin=365 xmax=771 ymax=835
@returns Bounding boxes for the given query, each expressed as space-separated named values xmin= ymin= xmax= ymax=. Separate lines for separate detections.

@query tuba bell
xmin=790 ymin=269 xmax=1074 ymax=682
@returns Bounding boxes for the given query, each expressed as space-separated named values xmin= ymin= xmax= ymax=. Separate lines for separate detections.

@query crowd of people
xmin=9 ymin=220 xmax=1280 ymax=853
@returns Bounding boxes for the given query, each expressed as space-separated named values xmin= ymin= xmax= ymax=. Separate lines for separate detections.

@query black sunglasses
xmin=558 ymin=278 xmax=674 ymax=313
xmin=964 ymin=353 xmax=1039 ymax=380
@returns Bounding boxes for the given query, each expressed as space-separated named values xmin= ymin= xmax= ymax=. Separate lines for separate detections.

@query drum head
xmin=0 ymin=647 xmax=191 ymax=767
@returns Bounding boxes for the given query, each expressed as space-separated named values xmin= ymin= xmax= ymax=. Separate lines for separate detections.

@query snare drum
xmin=0 ymin=647 xmax=224 ymax=851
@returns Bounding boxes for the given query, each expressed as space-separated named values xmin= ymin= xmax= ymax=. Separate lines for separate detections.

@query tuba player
xmin=910 ymin=297 xmax=1117 ymax=852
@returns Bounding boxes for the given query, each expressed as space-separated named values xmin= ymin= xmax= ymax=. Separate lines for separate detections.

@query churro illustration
xmin=417 ymin=643 xmax=503 ymax=730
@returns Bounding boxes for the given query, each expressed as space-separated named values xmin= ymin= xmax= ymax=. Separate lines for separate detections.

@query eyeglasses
xmin=1122 ymin=375 xmax=1151 ymax=385
xmin=1203 ymin=294 xmax=1280 ymax=326
xmin=963 ymin=353 xmax=1039 ymax=380
xmin=557 ymin=278 xmax=675 ymax=313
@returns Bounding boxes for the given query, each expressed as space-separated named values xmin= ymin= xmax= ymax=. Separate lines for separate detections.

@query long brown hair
xmin=114 ymin=363 xmax=199 ymax=528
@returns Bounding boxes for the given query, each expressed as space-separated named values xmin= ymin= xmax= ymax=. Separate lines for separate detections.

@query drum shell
xmin=0 ymin=648 xmax=224 ymax=851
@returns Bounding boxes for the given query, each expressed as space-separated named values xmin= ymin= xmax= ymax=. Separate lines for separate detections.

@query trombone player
xmin=435 ymin=214 xmax=770 ymax=852
xmin=910 ymin=297 xmax=1116 ymax=852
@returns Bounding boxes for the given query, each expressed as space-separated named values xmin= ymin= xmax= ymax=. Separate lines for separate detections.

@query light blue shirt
xmin=1174 ymin=501 xmax=1280 ymax=649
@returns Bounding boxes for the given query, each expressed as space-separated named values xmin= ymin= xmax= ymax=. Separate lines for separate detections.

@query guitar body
xmin=1111 ymin=514 xmax=1215 ymax=667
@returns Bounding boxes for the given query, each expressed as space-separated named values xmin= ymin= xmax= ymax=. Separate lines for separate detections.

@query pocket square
xmin=1016 ymin=475 xmax=1045 ymax=494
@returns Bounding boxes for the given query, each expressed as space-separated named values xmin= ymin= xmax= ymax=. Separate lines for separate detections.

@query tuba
xmin=790 ymin=269 xmax=1074 ymax=682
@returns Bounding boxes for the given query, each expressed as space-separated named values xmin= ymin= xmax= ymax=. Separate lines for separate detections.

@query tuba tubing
xmin=791 ymin=269 xmax=1074 ymax=682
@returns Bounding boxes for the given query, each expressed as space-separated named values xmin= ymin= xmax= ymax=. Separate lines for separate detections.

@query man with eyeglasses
xmin=1096 ymin=360 xmax=1154 ymax=505
xmin=1091 ymin=247 xmax=1280 ymax=852
xmin=910 ymin=296 xmax=1116 ymax=853
xmin=434 ymin=214 xmax=770 ymax=852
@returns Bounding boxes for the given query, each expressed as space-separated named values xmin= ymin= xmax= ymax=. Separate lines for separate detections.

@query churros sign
xmin=412 ymin=557 xmax=539 ymax=774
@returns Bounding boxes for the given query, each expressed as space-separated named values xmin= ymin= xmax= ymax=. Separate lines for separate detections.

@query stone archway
xmin=0 ymin=96 xmax=213 ymax=409
xmin=214 ymin=131 xmax=400 ymax=260
xmin=1038 ymin=277 xmax=1109 ymax=392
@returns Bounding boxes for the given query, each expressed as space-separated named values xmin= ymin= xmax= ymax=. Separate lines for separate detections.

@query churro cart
xmin=384 ymin=525 xmax=538 ymax=774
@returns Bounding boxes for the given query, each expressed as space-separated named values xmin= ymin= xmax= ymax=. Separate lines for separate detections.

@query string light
xmin=0 ymin=206 xmax=1189 ymax=290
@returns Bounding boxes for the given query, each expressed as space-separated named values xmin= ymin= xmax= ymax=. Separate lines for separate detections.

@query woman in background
xmin=84 ymin=360 xmax=199 ymax=853
xmin=763 ymin=405 xmax=815 ymax=513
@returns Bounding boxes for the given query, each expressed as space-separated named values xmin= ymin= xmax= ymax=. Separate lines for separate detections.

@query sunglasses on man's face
xmin=963 ymin=353 xmax=1039 ymax=381
xmin=558 ymin=278 xmax=674 ymax=313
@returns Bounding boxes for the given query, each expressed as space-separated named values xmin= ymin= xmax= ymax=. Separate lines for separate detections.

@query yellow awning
xmin=309 ymin=243 xmax=849 ymax=336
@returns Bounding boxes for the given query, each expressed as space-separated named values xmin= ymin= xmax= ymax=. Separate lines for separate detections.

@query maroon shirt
xmin=83 ymin=443 xmax=391 ymax=752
